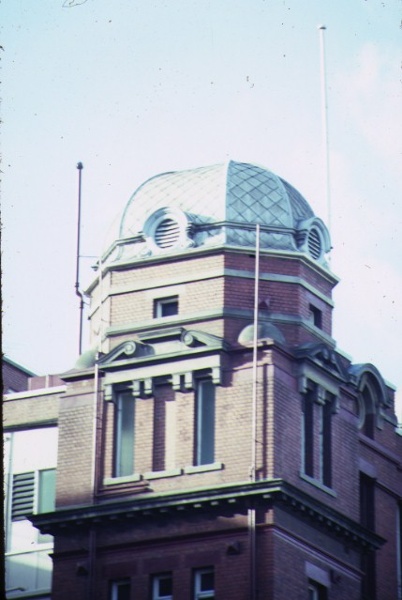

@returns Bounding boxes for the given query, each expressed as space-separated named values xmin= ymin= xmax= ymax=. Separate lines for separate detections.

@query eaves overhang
xmin=30 ymin=479 xmax=384 ymax=552
xmin=295 ymin=342 xmax=349 ymax=395
xmin=86 ymin=244 xmax=339 ymax=297
xmin=98 ymin=329 xmax=230 ymax=374
xmin=61 ymin=328 xmax=230 ymax=383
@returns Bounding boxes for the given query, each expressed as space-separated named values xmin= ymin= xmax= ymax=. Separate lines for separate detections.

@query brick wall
xmin=56 ymin=379 xmax=97 ymax=507
xmin=2 ymin=360 xmax=33 ymax=393
xmin=3 ymin=388 xmax=60 ymax=429
xmin=50 ymin=245 xmax=402 ymax=600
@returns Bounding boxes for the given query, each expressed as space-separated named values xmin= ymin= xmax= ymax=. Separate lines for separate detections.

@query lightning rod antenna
xmin=318 ymin=25 xmax=331 ymax=236
xmin=75 ymin=162 xmax=84 ymax=355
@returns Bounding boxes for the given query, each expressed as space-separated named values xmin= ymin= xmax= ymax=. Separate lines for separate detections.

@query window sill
xmin=143 ymin=468 xmax=182 ymax=480
xmin=103 ymin=474 xmax=142 ymax=486
xmin=184 ymin=462 xmax=224 ymax=474
xmin=300 ymin=473 xmax=337 ymax=497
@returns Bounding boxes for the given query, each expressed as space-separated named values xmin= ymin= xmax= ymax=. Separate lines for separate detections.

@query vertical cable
xmin=249 ymin=223 xmax=260 ymax=600
xmin=318 ymin=25 xmax=331 ymax=236
xmin=251 ymin=223 xmax=260 ymax=482
xmin=75 ymin=162 xmax=84 ymax=354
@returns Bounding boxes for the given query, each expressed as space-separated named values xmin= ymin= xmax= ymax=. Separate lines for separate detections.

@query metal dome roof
xmin=103 ymin=161 xmax=330 ymax=267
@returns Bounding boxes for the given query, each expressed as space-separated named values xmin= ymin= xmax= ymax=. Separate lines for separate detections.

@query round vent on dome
xmin=307 ymin=228 xmax=322 ymax=260
xmin=154 ymin=218 xmax=181 ymax=248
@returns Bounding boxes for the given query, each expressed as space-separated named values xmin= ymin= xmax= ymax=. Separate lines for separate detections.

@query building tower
xmin=31 ymin=161 xmax=402 ymax=600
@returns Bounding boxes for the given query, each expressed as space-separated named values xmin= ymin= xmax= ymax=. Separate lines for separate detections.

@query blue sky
xmin=2 ymin=0 xmax=401 ymax=418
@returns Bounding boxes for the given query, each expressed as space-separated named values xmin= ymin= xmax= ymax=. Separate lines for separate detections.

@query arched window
xmin=361 ymin=384 xmax=376 ymax=438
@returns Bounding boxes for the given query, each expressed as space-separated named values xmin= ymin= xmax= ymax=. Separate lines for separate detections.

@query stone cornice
xmin=86 ymin=245 xmax=339 ymax=295
xmin=30 ymin=479 xmax=384 ymax=551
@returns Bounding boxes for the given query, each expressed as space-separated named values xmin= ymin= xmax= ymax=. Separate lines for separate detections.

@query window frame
xmin=154 ymin=296 xmax=179 ymax=318
xmin=302 ymin=384 xmax=315 ymax=479
xmin=109 ymin=579 xmax=131 ymax=600
xmin=320 ymin=396 xmax=333 ymax=488
xmin=193 ymin=567 xmax=215 ymax=600
xmin=309 ymin=304 xmax=322 ymax=329
xmin=359 ymin=473 xmax=376 ymax=599
xmin=152 ymin=572 xmax=173 ymax=600
xmin=195 ymin=379 xmax=215 ymax=466
xmin=302 ymin=382 xmax=334 ymax=488
xmin=113 ymin=389 xmax=136 ymax=478
xmin=361 ymin=384 xmax=376 ymax=438
xmin=308 ymin=580 xmax=327 ymax=600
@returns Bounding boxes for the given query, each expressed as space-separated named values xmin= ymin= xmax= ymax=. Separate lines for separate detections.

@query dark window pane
xmin=158 ymin=575 xmax=172 ymax=595
xmin=322 ymin=400 xmax=332 ymax=487
xmin=114 ymin=392 xmax=135 ymax=477
xmin=196 ymin=381 xmax=215 ymax=466
xmin=110 ymin=580 xmax=130 ymax=600
xmin=303 ymin=389 xmax=314 ymax=477
xmin=161 ymin=300 xmax=178 ymax=317
xmin=200 ymin=570 xmax=214 ymax=591
xmin=154 ymin=297 xmax=179 ymax=318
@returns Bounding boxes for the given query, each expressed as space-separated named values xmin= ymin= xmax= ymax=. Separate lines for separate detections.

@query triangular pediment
xmin=98 ymin=340 xmax=154 ymax=366
xmin=99 ymin=328 xmax=229 ymax=370
xmin=295 ymin=342 xmax=347 ymax=381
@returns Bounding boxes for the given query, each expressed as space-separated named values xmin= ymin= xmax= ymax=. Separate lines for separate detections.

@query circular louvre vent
xmin=154 ymin=218 xmax=180 ymax=248
xmin=307 ymin=228 xmax=322 ymax=260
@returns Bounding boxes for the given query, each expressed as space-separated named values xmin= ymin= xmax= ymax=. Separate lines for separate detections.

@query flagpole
xmin=75 ymin=162 xmax=84 ymax=355
xmin=318 ymin=25 xmax=331 ymax=236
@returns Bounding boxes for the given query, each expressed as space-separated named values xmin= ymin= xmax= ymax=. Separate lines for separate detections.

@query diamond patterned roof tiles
xmin=100 ymin=160 xmax=333 ymax=266
xmin=120 ymin=160 xmax=314 ymax=240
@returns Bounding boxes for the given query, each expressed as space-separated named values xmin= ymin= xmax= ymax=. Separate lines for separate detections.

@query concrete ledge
xmin=184 ymin=462 xmax=224 ymax=474
xmin=143 ymin=468 xmax=182 ymax=480
xmin=299 ymin=472 xmax=337 ymax=497
xmin=103 ymin=474 xmax=142 ymax=486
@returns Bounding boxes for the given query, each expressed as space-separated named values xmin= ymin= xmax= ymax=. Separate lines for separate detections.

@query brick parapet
xmin=3 ymin=388 xmax=62 ymax=429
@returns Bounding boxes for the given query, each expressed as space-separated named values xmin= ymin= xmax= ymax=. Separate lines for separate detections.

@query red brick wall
xmin=56 ymin=380 xmax=97 ymax=507
xmin=91 ymin=249 xmax=336 ymax=353
xmin=2 ymin=360 xmax=32 ymax=393
xmin=51 ymin=246 xmax=402 ymax=600
xmin=52 ymin=522 xmax=251 ymax=600
xmin=3 ymin=389 xmax=60 ymax=429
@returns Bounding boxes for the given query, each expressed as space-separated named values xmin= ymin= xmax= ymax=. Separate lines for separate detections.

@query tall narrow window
xmin=114 ymin=391 xmax=136 ymax=477
xmin=362 ymin=386 xmax=375 ymax=439
xmin=303 ymin=384 xmax=315 ymax=478
xmin=321 ymin=396 xmax=332 ymax=488
xmin=110 ymin=579 xmax=131 ymax=600
xmin=360 ymin=473 xmax=376 ymax=599
xmin=194 ymin=567 xmax=215 ymax=600
xmin=195 ymin=380 xmax=215 ymax=466
xmin=37 ymin=468 xmax=56 ymax=543
xmin=152 ymin=573 xmax=173 ymax=600
xmin=38 ymin=469 xmax=56 ymax=513
xmin=302 ymin=383 xmax=333 ymax=488
xmin=308 ymin=580 xmax=327 ymax=600
xmin=309 ymin=304 xmax=322 ymax=329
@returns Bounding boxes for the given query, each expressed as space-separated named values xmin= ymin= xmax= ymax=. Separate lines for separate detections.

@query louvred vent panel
xmin=12 ymin=472 xmax=35 ymax=521
xmin=307 ymin=228 xmax=321 ymax=260
xmin=154 ymin=218 xmax=180 ymax=248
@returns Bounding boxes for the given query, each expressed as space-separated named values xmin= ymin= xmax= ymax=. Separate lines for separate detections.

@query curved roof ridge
xmin=101 ymin=160 xmax=331 ymax=269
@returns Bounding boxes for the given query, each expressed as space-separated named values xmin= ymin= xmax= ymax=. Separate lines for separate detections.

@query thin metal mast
xmin=249 ymin=223 xmax=260 ymax=600
xmin=75 ymin=162 xmax=84 ymax=355
xmin=318 ymin=25 xmax=331 ymax=235
xmin=251 ymin=223 xmax=260 ymax=484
